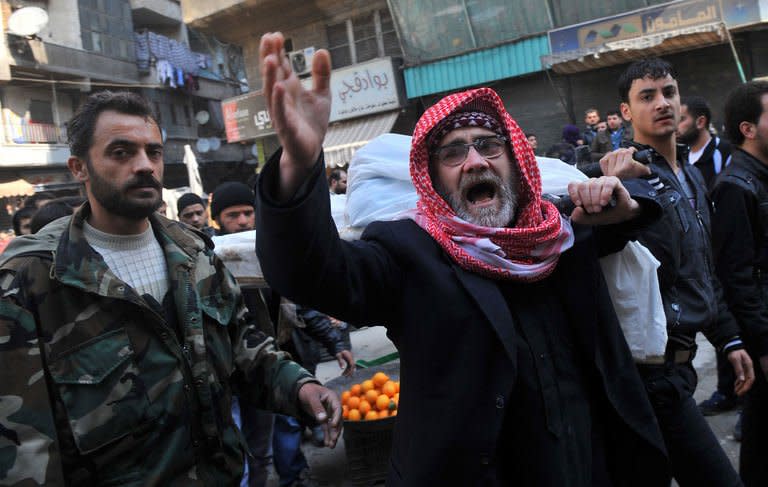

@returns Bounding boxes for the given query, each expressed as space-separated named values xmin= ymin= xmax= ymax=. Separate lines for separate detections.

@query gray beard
xmin=435 ymin=170 xmax=519 ymax=228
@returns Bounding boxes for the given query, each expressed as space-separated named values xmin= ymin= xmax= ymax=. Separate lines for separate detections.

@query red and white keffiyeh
xmin=406 ymin=87 xmax=573 ymax=281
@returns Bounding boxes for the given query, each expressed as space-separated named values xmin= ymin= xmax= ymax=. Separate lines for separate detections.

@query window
xmin=326 ymin=9 xmax=402 ymax=69
xmin=29 ymin=100 xmax=53 ymax=124
xmin=78 ymin=0 xmax=134 ymax=61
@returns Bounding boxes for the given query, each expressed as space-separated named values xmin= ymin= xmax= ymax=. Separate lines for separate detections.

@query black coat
xmin=256 ymin=155 xmax=667 ymax=486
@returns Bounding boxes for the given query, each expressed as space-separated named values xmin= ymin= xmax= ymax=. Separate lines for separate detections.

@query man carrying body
xmin=676 ymin=95 xmax=738 ymax=416
xmin=711 ymin=81 xmax=768 ymax=486
xmin=177 ymin=192 xmax=215 ymax=237
xmin=256 ymin=32 xmax=668 ymax=486
xmin=0 ymin=91 xmax=340 ymax=486
xmin=677 ymin=95 xmax=732 ymax=190
xmin=210 ymin=182 xmax=257 ymax=235
xmin=599 ymin=58 xmax=754 ymax=487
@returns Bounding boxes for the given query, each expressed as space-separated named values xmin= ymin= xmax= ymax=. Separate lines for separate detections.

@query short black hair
xmin=328 ymin=168 xmax=346 ymax=183
xmin=724 ymin=81 xmax=768 ymax=146
xmin=618 ymin=58 xmax=676 ymax=103
xmin=67 ymin=91 xmax=159 ymax=159
xmin=584 ymin=108 xmax=599 ymax=116
xmin=606 ymin=110 xmax=621 ymax=118
xmin=525 ymin=132 xmax=536 ymax=138
xmin=12 ymin=206 xmax=35 ymax=235
xmin=681 ymin=95 xmax=711 ymax=127
xmin=29 ymin=201 xmax=74 ymax=234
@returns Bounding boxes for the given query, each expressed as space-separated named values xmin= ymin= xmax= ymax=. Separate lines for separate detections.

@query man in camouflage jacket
xmin=0 ymin=91 xmax=340 ymax=486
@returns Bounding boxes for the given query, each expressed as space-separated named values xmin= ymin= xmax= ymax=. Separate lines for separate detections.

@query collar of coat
xmin=1 ymin=202 xmax=215 ymax=298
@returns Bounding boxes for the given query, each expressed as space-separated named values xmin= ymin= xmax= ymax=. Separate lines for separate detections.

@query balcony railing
xmin=3 ymin=123 xmax=67 ymax=144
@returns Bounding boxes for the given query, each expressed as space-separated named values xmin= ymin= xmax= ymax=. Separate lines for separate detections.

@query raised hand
xmin=260 ymin=32 xmax=332 ymax=200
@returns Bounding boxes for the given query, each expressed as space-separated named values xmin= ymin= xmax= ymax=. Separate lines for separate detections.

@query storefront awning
xmin=543 ymin=22 xmax=726 ymax=75
xmin=323 ymin=110 xmax=400 ymax=168
xmin=0 ymin=179 xmax=35 ymax=198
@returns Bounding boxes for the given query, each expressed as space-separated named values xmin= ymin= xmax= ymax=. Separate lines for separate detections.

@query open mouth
xmin=465 ymin=181 xmax=497 ymax=204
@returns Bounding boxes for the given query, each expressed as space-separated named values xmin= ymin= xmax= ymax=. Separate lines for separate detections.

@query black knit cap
xmin=210 ymin=182 xmax=255 ymax=218
xmin=177 ymin=193 xmax=205 ymax=214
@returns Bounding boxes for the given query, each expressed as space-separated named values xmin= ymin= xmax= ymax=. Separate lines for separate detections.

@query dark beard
xmin=87 ymin=160 xmax=162 ymax=219
xmin=676 ymin=126 xmax=700 ymax=145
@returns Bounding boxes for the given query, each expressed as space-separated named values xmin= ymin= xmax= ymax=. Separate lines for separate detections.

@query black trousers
xmin=637 ymin=362 xmax=742 ymax=487
xmin=740 ymin=367 xmax=768 ymax=486
xmin=716 ymin=350 xmax=737 ymax=398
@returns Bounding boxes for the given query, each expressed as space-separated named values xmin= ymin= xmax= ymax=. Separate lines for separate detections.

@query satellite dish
xmin=208 ymin=137 xmax=221 ymax=151
xmin=195 ymin=110 xmax=210 ymax=125
xmin=8 ymin=7 xmax=49 ymax=37
xmin=196 ymin=138 xmax=211 ymax=153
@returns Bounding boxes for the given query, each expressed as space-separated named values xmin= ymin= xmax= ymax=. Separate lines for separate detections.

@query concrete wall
xmin=181 ymin=0 xmax=242 ymax=24
xmin=38 ymin=0 xmax=82 ymax=49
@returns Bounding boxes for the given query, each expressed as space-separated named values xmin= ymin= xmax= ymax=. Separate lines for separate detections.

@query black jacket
xmin=256 ymin=151 xmax=667 ymax=486
xmin=711 ymin=148 xmax=768 ymax=358
xmin=692 ymin=136 xmax=732 ymax=191
xmin=621 ymin=141 xmax=741 ymax=352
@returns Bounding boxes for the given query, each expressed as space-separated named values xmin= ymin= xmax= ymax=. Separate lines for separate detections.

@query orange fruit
xmin=376 ymin=394 xmax=391 ymax=411
xmin=378 ymin=409 xmax=389 ymax=418
xmin=381 ymin=381 xmax=396 ymax=397
xmin=364 ymin=389 xmax=379 ymax=404
xmin=341 ymin=391 xmax=351 ymax=405
xmin=395 ymin=381 xmax=400 ymax=393
xmin=342 ymin=405 xmax=349 ymax=419
xmin=393 ymin=393 xmax=399 ymax=405
xmin=359 ymin=399 xmax=372 ymax=415
xmin=361 ymin=380 xmax=375 ymax=392
xmin=372 ymin=372 xmax=389 ymax=388
xmin=347 ymin=396 xmax=361 ymax=410
xmin=365 ymin=410 xmax=379 ymax=420
xmin=348 ymin=409 xmax=361 ymax=421
xmin=390 ymin=409 xmax=397 ymax=416
xmin=350 ymin=384 xmax=362 ymax=396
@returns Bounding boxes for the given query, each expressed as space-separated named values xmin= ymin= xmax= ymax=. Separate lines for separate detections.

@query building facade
xmin=184 ymin=0 xmax=419 ymax=170
xmin=0 ymin=0 xmax=249 ymax=229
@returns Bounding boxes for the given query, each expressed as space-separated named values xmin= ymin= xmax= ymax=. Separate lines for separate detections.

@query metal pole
xmin=460 ymin=0 xmax=477 ymax=48
xmin=722 ymin=22 xmax=747 ymax=83
xmin=544 ymin=69 xmax=572 ymax=123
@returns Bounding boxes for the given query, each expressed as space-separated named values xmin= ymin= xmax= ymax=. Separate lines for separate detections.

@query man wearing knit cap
xmin=211 ymin=181 xmax=256 ymax=235
xmin=177 ymin=192 xmax=215 ymax=237
xmin=256 ymin=33 xmax=668 ymax=485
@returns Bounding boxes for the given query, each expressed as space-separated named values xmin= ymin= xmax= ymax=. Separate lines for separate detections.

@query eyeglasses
xmin=431 ymin=135 xmax=508 ymax=167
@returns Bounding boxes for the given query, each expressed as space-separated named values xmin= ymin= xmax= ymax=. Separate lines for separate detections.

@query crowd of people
xmin=1 ymin=31 xmax=768 ymax=487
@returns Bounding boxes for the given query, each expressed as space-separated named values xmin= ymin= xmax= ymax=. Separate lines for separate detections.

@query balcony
xmin=131 ymin=0 xmax=182 ymax=27
xmin=3 ymin=122 xmax=66 ymax=145
xmin=5 ymin=35 xmax=138 ymax=83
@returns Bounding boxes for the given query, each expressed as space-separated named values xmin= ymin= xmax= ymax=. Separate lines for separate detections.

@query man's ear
xmin=696 ymin=115 xmax=708 ymax=131
xmin=67 ymin=156 xmax=88 ymax=182
xmin=620 ymin=102 xmax=632 ymax=122
xmin=739 ymin=121 xmax=756 ymax=141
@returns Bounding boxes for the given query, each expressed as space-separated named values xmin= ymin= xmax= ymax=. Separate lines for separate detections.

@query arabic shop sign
xmin=221 ymin=90 xmax=274 ymax=143
xmin=548 ymin=0 xmax=760 ymax=57
xmin=302 ymin=57 xmax=403 ymax=122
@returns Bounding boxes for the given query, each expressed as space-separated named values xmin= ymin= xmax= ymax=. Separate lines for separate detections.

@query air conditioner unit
xmin=289 ymin=47 xmax=315 ymax=76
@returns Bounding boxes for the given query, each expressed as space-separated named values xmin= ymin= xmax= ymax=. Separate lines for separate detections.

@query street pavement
xmin=262 ymin=328 xmax=741 ymax=486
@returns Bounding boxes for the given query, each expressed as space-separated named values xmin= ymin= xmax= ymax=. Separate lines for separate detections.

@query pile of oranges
xmin=341 ymin=371 xmax=400 ymax=421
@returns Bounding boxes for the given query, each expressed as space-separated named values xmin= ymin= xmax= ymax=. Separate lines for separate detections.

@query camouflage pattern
xmin=0 ymin=204 xmax=316 ymax=486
